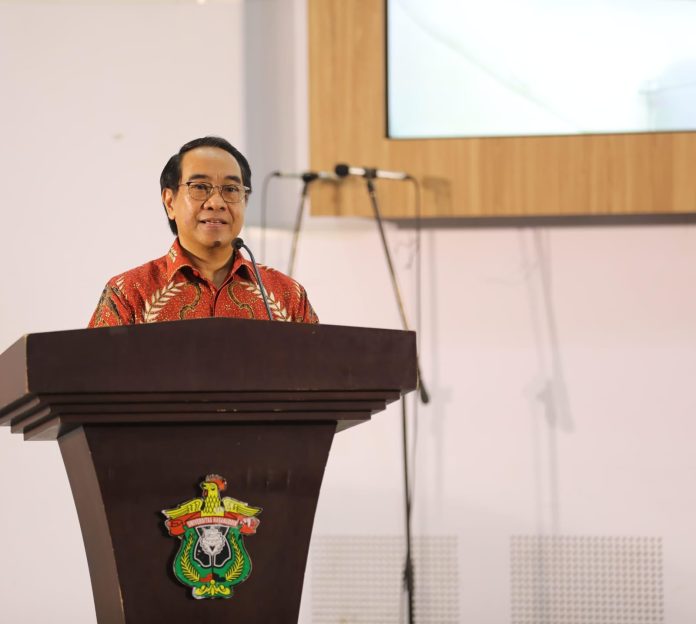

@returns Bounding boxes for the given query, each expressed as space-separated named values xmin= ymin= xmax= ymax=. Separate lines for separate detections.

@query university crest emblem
xmin=162 ymin=474 xmax=261 ymax=599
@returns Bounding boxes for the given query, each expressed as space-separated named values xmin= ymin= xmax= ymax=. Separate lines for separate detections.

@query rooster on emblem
xmin=163 ymin=474 xmax=261 ymax=520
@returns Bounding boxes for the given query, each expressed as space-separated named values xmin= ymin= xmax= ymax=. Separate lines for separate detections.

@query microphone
xmin=272 ymin=170 xmax=337 ymax=183
xmin=232 ymin=238 xmax=274 ymax=321
xmin=334 ymin=163 xmax=411 ymax=181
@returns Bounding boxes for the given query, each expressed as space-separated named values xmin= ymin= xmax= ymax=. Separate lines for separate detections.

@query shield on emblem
xmin=194 ymin=525 xmax=233 ymax=568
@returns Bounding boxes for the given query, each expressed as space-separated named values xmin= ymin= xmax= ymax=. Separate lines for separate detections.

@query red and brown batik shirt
xmin=88 ymin=239 xmax=318 ymax=327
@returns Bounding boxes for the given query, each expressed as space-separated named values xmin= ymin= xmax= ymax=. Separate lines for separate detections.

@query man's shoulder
xmin=250 ymin=262 xmax=318 ymax=324
xmin=105 ymin=252 xmax=172 ymax=297
xmin=89 ymin=246 xmax=188 ymax=328
xmin=255 ymin=264 xmax=305 ymax=295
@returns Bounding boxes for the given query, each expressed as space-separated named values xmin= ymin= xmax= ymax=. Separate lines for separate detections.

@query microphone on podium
xmin=232 ymin=238 xmax=273 ymax=321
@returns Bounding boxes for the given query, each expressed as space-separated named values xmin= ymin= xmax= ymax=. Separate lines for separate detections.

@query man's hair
xmin=160 ymin=136 xmax=252 ymax=235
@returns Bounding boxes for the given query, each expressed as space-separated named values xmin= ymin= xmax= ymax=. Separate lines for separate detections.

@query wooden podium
xmin=0 ymin=318 xmax=416 ymax=623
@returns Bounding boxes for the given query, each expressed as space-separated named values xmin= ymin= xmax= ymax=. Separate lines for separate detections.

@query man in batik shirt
xmin=89 ymin=136 xmax=318 ymax=326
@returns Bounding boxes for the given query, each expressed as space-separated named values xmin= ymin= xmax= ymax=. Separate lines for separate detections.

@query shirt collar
xmin=165 ymin=238 xmax=256 ymax=284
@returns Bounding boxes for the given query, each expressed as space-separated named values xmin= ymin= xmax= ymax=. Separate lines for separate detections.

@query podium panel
xmin=0 ymin=319 xmax=417 ymax=623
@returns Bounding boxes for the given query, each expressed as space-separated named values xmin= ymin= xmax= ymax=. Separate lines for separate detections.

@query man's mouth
xmin=200 ymin=218 xmax=228 ymax=225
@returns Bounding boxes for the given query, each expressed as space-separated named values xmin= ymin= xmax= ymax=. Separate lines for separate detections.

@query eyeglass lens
xmin=187 ymin=183 xmax=244 ymax=203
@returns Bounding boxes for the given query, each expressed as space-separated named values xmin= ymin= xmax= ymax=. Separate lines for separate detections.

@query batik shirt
xmin=88 ymin=239 xmax=319 ymax=327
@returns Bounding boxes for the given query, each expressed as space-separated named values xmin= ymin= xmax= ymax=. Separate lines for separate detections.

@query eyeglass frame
xmin=178 ymin=181 xmax=251 ymax=204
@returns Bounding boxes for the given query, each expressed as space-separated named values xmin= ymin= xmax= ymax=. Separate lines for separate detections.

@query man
xmin=89 ymin=136 xmax=318 ymax=326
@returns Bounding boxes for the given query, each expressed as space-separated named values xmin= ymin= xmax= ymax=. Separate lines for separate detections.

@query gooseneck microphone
xmin=335 ymin=163 xmax=411 ymax=181
xmin=272 ymin=170 xmax=337 ymax=183
xmin=232 ymin=238 xmax=274 ymax=321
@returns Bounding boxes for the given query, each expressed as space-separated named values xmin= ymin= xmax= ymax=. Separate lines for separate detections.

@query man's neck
xmin=180 ymin=241 xmax=234 ymax=289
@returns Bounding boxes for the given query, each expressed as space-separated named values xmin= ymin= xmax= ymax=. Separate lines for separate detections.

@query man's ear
xmin=162 ymin=188 xmax=176 ymax=220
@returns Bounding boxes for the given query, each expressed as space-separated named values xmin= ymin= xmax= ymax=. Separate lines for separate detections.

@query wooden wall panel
xmin=308 ymin=0 xmax=696 ymax=219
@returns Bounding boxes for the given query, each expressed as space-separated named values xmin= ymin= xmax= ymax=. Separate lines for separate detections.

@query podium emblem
xmin=162 ymin=474 xmax=262 ymax=599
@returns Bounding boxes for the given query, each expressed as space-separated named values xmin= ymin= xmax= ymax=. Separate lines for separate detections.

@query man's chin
xmin=200 ymin=234 xmax=234 ymax=250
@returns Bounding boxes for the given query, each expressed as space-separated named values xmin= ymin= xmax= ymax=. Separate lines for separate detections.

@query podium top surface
xmin=0 ymin=318 xmax=417 ymax=421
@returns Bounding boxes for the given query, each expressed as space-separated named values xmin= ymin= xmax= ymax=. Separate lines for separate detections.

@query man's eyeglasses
xmin=180 ymin=182 xmax=249 ymax=204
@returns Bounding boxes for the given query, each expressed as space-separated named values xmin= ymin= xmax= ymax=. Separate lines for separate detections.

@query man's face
xmin=163 ymin=146 xmax=247 ymax=255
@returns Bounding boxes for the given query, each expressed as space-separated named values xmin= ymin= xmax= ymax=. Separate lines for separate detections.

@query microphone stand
xmin=364 ymin=175 xmax=427 ymax=624
xmin=401 ymin=397 xmax=415 ymax=624
xmin=287 ymin=174 xmax=313 ymax=278
xmin=365 ymin=177 xmax=430 ymax=403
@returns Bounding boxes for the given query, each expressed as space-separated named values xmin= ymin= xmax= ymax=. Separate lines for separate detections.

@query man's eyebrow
xmin=185 ymin=174 xmax=243 ymax=183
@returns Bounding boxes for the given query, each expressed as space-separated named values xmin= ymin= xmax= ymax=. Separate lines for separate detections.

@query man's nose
xmin=204 ymin=187 xmax=227 ymax=208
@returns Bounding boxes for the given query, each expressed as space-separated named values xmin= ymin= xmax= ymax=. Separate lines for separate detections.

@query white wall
xmin=0 ymin=2 xmax=246 ymax=622
xmin=1 ymin=2 xmax=696 ymax=623
xmin=0 ymin=1 xmax=246 ymax=340
xmin=289 ymin=220 xmax=696 ymax=623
